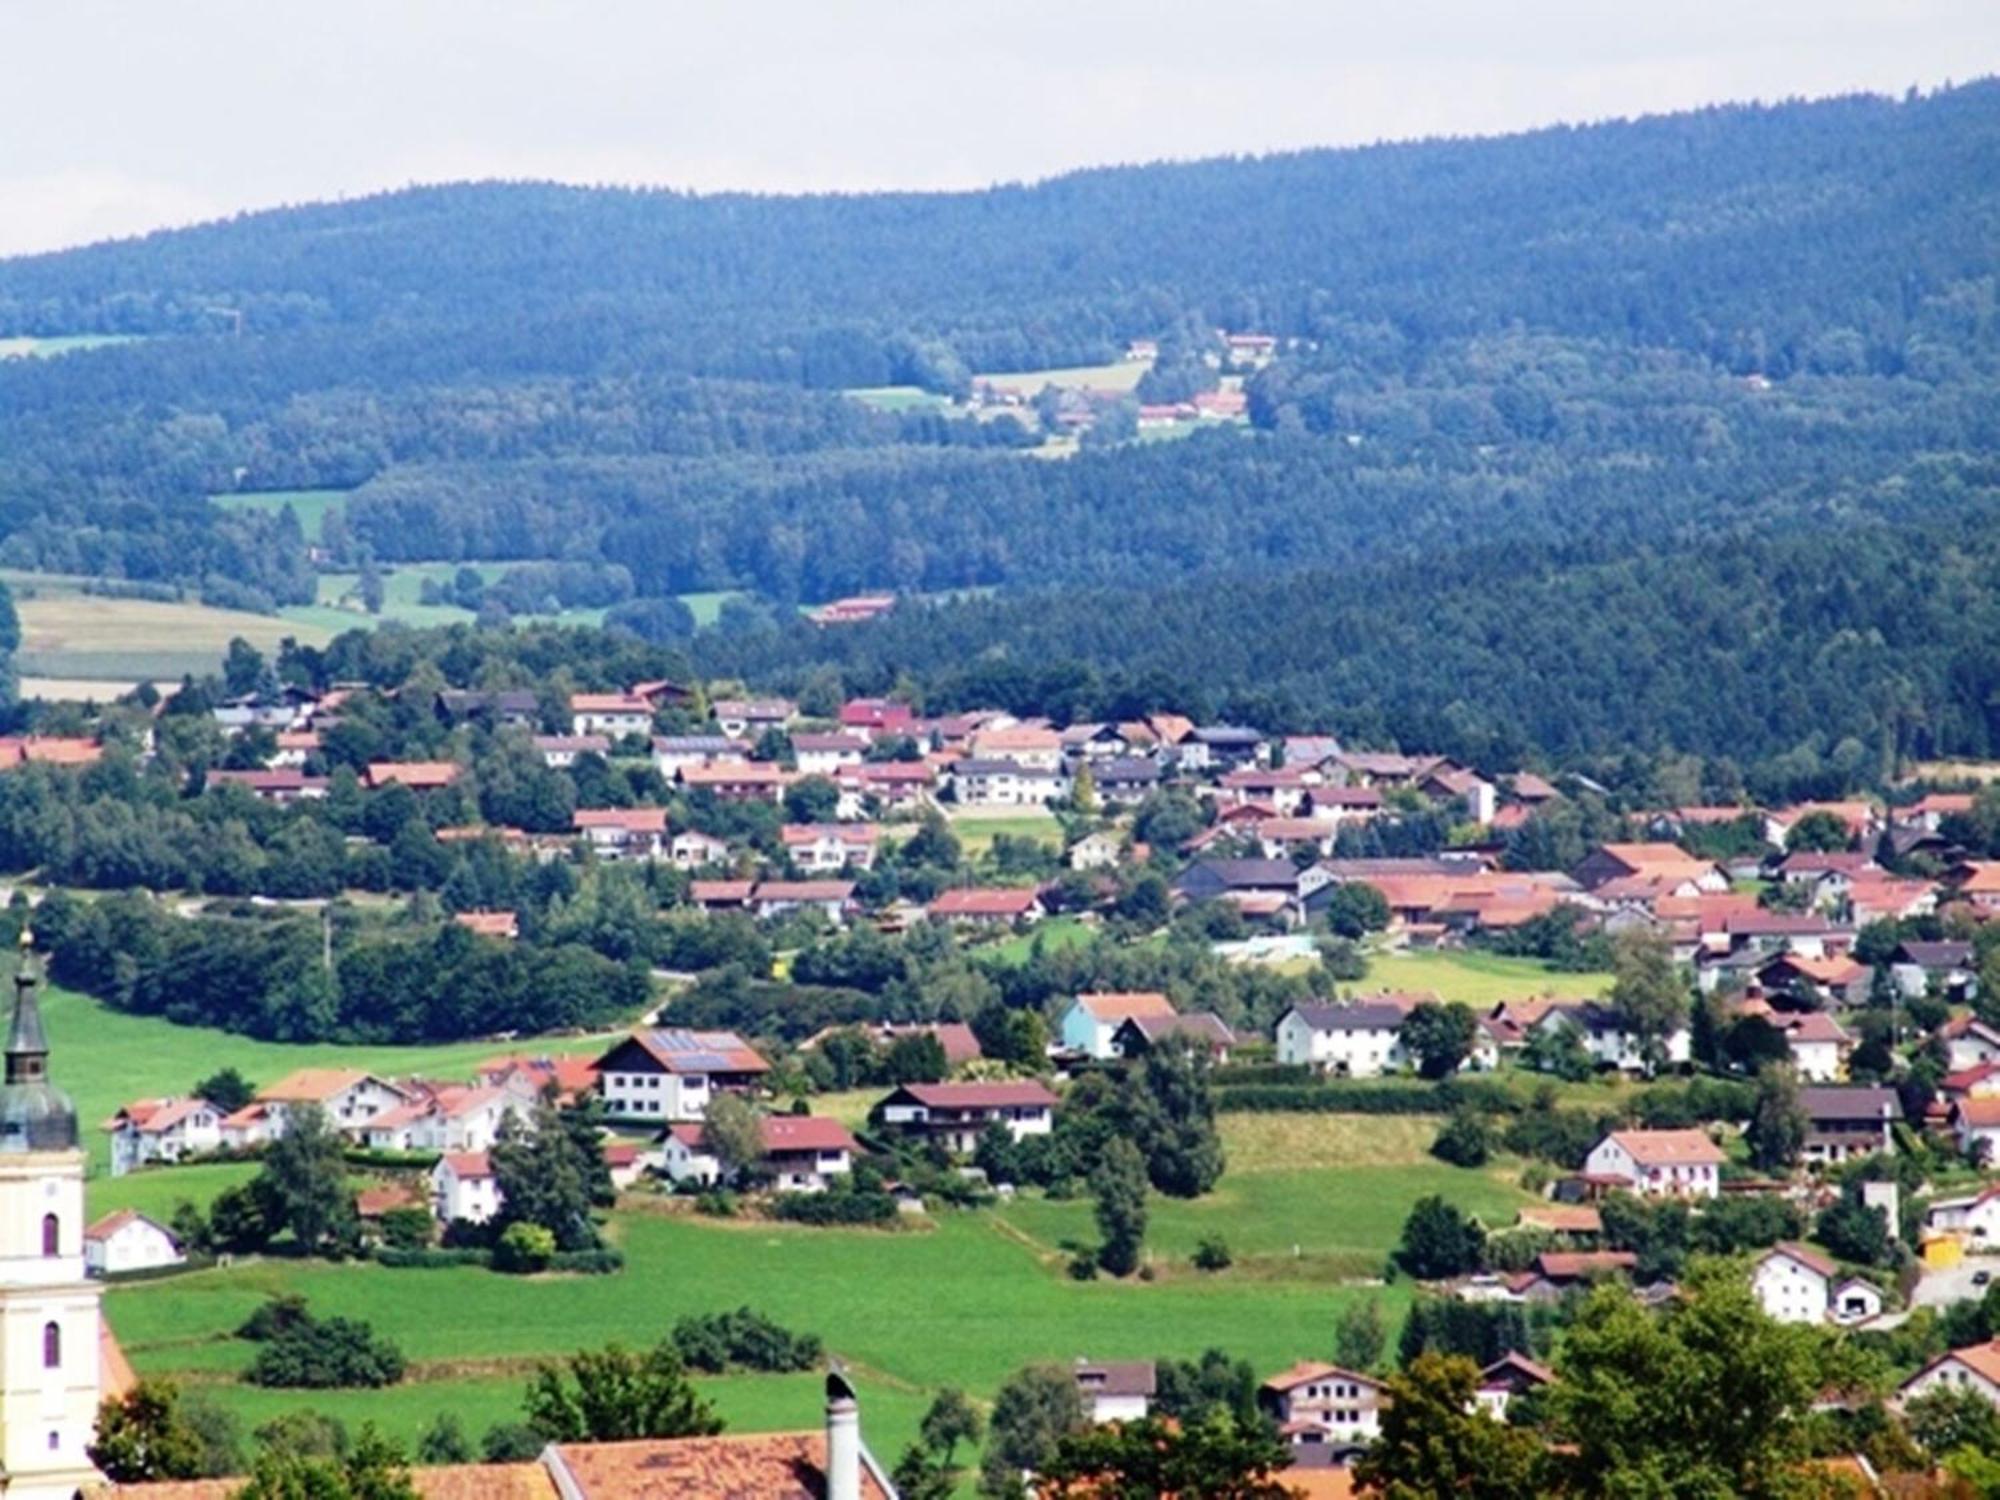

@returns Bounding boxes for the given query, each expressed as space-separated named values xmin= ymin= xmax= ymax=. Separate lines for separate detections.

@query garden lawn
xmin=974 ymin=916 xmax=1095 ymax=966
xmin=946 ymin=810 xmax=1063 ymax=857
xmin=974 ymin=362 xmax=1147 ymax=395
xmin=41 ymin=985 xmax=622 ymax=1175
xmin=1361 ymin=950 xmax=1611 ymax=1005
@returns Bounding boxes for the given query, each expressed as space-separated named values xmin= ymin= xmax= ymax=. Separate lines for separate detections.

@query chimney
xmin=825 ymin=1370 xmax=860 ymax=1500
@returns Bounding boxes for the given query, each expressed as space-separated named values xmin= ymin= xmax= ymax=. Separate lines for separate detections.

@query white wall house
xmin=593 ymin=1029 xmax=770 ymax=1123
xmin=1582 ymin=1130 xmax=1723 ymax=1199
xmin=431 ymin=1152 xmax=502 ymax=1225
xmin=1535 ymin=1004 xmax=1692 ymax=1073
xmin=1752 ymin=1243 xmax=1835 ymax=1324
xmin=570 ymin=693 xmax=653 ymax=739
xmin=82 ymin=1211 xmax=184 ymax=1278
xmin=1899 ymin=1340 xmax=2000 ymax=1412
xmin=104 ymin=1097 xmax=224 ymax=1178
xmin=1073 ymin=1361 xmax=1155 ymax=1425
xmin=251 ymin=1071 xmax=410 ymax=1139
xmin=1778 ymin=1013 xmax=1851 ymax=1083
xmin=660 ymin=1116 xmax=858 ymax=1194
xmin=1275 ymin=1001 xmax=1411 ymax=1078
xmin=1928 ymin=1186 xmax=2000 ymax=1247
xmin=1258 ymin=1363 xmax=1388 ymax=1453
xmin=876 ymin=1082 xmax=1057 ymax=1154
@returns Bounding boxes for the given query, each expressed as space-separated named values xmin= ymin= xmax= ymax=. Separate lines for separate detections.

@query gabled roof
xmin=572 ymin=807 xmax=668 ymax=833
xmin=1287 ymin=1000 xmax=1412 ymax=1033
xmin=1074 ymin=991 xmax=1176 ymax=1023
xmin=1955 ymin=1096 xmax=2000 ymax=1128
xmin=1478 ymin=1350 xmax=1556 ymax=1387
xmin=1117 ymin=1013 xmax=1237 ymax=1048
xmin=1260 ymin=1360 xmax=1384 ymax=1394
xmin=928 ymin=888 xmax=1041 ymax=917
xmin=1761 ymin=1241 xmax=1839 ymax=1279
xmin=1603 ymin=1129 xmax=1725 ymax=1167
xmin=885 ymin=1080 xmax=1058 ymax=1111
xmin=84 ymin=1208 xmax=177 ymax=1246
xmin=1074 ymin=1359 xmax=1157 ymax=1397
xmin=105 ymin=1096 xmax=215 ymax=1135
xmin=364 ymin=760 xmax=461 ymax=789
xmin=1902 ymin=1338 xmax=2000 ymax=1396
xmin=257 ymin=1069 xmax=397 ymax=1105
xmin=1798 ymin=1086 xmax=1901 ymax=1122
xmin=1536 ymin=1250 xmax=1638 ymax=1280
xmin=606 ymin=1028 xmax=770 ymax=1077
xmin=438 ymin=1150 xmax=493 ymax=1180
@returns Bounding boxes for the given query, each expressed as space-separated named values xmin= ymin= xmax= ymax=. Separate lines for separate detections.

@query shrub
xmin=375 ymin=1247 xmax=492 ymax=1269
xmin=695 ymin=1191 xmax=738 ymax=1218
xmin=1431 ymin=1111 xmax=1493 ymax=1168
xmin=494 ymin=1223 xmax=557 ymax=1274
xmin=1067 ymin=1249 xmax=1099 ymax=1281
xmin=1192 ymin=1236 xmax=1232 ymax=1272
xmin=549 ymin=1248 xmax=624 ymax=1275
xmin=768 ymin=1191 xmax=896 ymax=1226
xmin=672 ymin=1308 xmax=823 ymax=1373
xmin=245 ymin=1317 xmax=406 ymax=1389
xmin=378 ymin=1207 xmax=434 ymax=1251
xmin=237 ymin=1296 xmax=313 ymax=1343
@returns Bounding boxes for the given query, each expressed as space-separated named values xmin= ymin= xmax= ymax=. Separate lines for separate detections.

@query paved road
xmin=1912 ymin=1259 xmax=1995 ymax=1310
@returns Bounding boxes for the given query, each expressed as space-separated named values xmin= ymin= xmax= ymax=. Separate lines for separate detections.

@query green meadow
xmin=212 ymin=489 xmax=350 ymax=544
xmin=1360 ymin=949 xmax=1612 ymax=1005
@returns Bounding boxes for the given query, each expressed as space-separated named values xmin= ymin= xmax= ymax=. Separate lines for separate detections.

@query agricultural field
xmin=944 ymin=809 xmax=1064 ymax=856
xmin=7 ymin=573 xmax=335 ymax=685
xmin=844 ymin=385 xmax=956 ymax=413
xmin=1361 ymin=949 xmax=1612 ymax=1005
xmin=973 ymin=360 xmax=1148 ymax=396
xmin=974 ymin=915 xmax=1097 ymax=966
xmin=211 ymin=488 xmax=350 ymax=544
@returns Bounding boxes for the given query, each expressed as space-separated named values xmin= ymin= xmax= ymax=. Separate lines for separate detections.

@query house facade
xmin=1059 ymin=992 xmax=1176 ymax=1060
xmin=1275 ymin=1001 xmax=1411 ymax=1077
xmin=82 ymin=1211 xmax=184 ymax=1278
xmin=593 ymin=1029 xmax=770 ymax=1122
xmin=104 ymin=1097 xmax=223 ymax=1177
xmin=1258 ymin=1362 xmax=1388 ymax=1454
xmin=1581 ymin=1129 xmax=1723 ymax=1199
xmin=875 ymin=1081 xmax=1058 ymax=1154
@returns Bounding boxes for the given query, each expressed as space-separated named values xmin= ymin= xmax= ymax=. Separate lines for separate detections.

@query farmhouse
xmin=103 ymin=1097 xmax=223 ymax=1177
xmin=1073 ymin=1360 xmax=1156 ymax=1424
xmin=1059 ymin=992 xmax=1176 ymax=1060
xmin=874 ymin=1080 xmax=1058 ymax=1153
xmin=569 ymin=692 xmax=654 ymax=739
xmin=358 ymin=1084 xmax=524 ymax=1154
xmin=661 ymin=1115 xmax=859 ymax=1193
xmin=781 ymin=823 xmax=879 ymax=872
xmin=927 ymin=888 xmax=1043 ymax=927
xmin=1258 ymin=1362 xmax=1388 ymax=1454
xmin=572 ymin=806 xmax=669 ymax=860
xmin=1752 ymin=1242 xmax=1839 ymax=1324
xmin=593 ymin=1029 xmax=770 ymax=1122
xmin=431 ymin=1151 xmax=502 ymax=1225
xmin=1899 ymin=1338 xmax=2000 ymax=1411
xmin=1113 ymin=1012 xmax=1236 ymax=1062
xmin=1582 ymin=1129 xmax=1723 ymax=1198
xmin=1799 ymin=1086 xmax=1900 ymax=1164
xmin=752 ymin=880 xmax=856 ymax=924
xmin=1275 ymin=1000 xmax=1413 ymax=1077
xmin=82 ymin=1211 xmax=183 ymax=1278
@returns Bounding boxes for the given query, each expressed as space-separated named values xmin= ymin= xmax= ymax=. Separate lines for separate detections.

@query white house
xmin=533 ymin=734 xmax=609 ymax=769
xmin=359 ymin=1086 xmax=524 ymax=1155
xmin=711 ymin=698 xmax=796 ymax=738
xmin=1944 ymin=1017 xmax=2000 ymax=1074
xmin=431 ymin=1151 xmax=503 ymax=1225
xmin=1752 ymin=1242 xmax=1837 ymax=1324
xmin=1067 ymin=831 xmax=1123 ymax=871
xmin=669 ymin=830 xmax=732 ymax=869
xmin=1581 ymin=1129 xmax=1723 ymax=1199
xmin=1073 ymin=1361 xmax=1155 ymax=1425
xmin=246 ymin=1070 xmax=410 ymax=1140
xmin=1899 ymin=1339 xmax=2000 ymax=1412
xmin=875 ymin=1081 xmax=1057 ymax=1154
xmin=1275 ymin=1000 xmax=1413 ymax=1078
xmin=82 ymin=1211 xmax=184 ymax=1278
xmin=1928 ymin=1185 xmax=2000 ymax=1247
xmin=950 ymin=758 xmax=1064 ymax=807
xmin=651 ymin=736 xmax=743 ymax=777
xmin=1534 ymin=1003 xmax=1692 ymax=1074
xmin=1473 ymin=1352 xmax=1556 ymax=1421
xmin=1059 ymin=992 xmax=1176 ymax=1060
xmin=572 ymin=807 xmax=670 ymax=861
xmin=752 ymin=880 xmax=855 ymax=924
xmin=660 ymin=1115 xmax=859 ymax=1193
xmin=570 ymin=692 xmax=654 ymax=739
xmin=1258 ymin=1362 xmax=1388 ymax=1454
xmin=1954 ymin=1098 xmax=2000 ymax=1162
xmin=593 ymin=1028 xmax=770 ymax=1122
xmin=791 ymin=734 xmax=869 ymax=778
xmin=1775 ymin=1012 xmax=1851 ymax=1084
xmin=780 ymin=824 xmax=879 ymax=873
xmin=103 ymin=1096 xmax=224 ymax=1177
xmin=1831 ymin=1277 xmax=1885 ymax=1325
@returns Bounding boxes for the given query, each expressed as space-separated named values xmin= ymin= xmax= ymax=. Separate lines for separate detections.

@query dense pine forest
xmin=0 ymin=82 xmax=1997 ymax=778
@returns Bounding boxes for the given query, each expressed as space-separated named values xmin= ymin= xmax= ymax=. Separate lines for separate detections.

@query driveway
xmin=1912 ymin=1258 xmax=1996 ymax=1311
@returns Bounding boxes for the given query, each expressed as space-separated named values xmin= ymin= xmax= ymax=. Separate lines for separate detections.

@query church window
xmin=41 ymin=1212 xmax=58 ymax=1256
xmin=42 ymin=1321 xmax=59 ymax=1368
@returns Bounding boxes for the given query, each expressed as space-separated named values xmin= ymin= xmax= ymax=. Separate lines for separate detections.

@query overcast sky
xmin=3 ymin=0 xmax=1994 ymax=258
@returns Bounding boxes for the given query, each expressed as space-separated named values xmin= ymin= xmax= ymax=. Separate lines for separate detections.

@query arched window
xmin=40 ymin=1213 xmax=58 ymax=1257
xmin=41 ymin=1321 xmax=59 ymax=1369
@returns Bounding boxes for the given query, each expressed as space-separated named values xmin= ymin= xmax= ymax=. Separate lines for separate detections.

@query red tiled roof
xmin=929 ymin=888 xmax=1040 ymax=917
xmin=1763 ymin=1241 xmax=1839 ymax=1279
xmin=547 ymin=1432 xmax=891 ymax=1499
xmin=365 ymin=760 xmax=461 ymax=789
xmin=1075 ymin=991 xmax=1176 ymax=1023
xmin=439 ymin=1151 xmax=493 ymax=1179
xmin=574 ymin=807 xmax=668 ymax=833
xmin=1607 ymin=1129 xmax=1725 ymax=1166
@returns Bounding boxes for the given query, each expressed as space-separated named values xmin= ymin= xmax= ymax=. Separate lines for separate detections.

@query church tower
xmin=0 ymin=933 xmax=104 ymax=1497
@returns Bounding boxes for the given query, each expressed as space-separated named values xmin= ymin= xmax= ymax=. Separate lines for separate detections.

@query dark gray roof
xmin=652 ymin=735 xmax=738 ymax=752
xmin=953 ymin=758 xmax=1057 ymax=778
xmin=1178 ymin=858 xmax=1299 ymax=890
xmin=1797 ymin=1086 xmax=1902 ymax=1123
xmin=1095 ymin=757 xmax=1162 ymax=782
xmin=1896 ymin=941 xmax=1972 ymax=968
xmin=1289 ymin=1001 xmax=1409 ymax=1033
xmin=1193 ymin=726 xmax=1264 ymax=746
xmin=1073 ymin=1360 xmax=1157 ymax=1397
xmin=0 ymin=951 xmax=75 ymax=1154
xmin=1118 ymin=1013 xmax=1236 ymax=1047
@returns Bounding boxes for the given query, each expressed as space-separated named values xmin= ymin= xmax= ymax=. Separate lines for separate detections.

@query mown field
xmin=8 ymin=574 xmax=335 ymax=684
xmin=0 ymin=333 xmax=147 ymax=359
xmin=943 ymin=809 xmax=1064 ymax=856
xmin=1362 ymin=949 xmax=1611 ymax=1005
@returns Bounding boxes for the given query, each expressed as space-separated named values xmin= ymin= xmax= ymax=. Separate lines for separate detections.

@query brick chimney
xmin=825 ymin=1370 xmax=860 ymax=1500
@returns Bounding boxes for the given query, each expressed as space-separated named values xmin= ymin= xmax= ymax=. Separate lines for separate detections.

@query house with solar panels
xmin=591 ymin=1028 xmax=771 ymax=1121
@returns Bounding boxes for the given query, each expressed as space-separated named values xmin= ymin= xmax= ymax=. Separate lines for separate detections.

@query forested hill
xmin=3 ymin=82 xmax=1996 ymax=381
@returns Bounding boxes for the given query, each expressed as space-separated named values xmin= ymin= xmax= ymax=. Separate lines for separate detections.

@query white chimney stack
xmin=825 ymin=1370 xmax=860 ymax=1500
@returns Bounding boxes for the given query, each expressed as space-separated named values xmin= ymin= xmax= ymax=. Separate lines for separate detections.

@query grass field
xmin=1360 ymin=950 xmax=1611 ymax=1005
xmin=946 ymin=809 xmax=1064 ymax=857
xmin=212 ymin=489 xmax=350 ymax=544
xmin=845 ymin=385 xmax=955 ymax=413
xmin=41 ymin=984 xmax=622 ymax=1176
xmin=974 ymin=915 xmax=1097 ymax=966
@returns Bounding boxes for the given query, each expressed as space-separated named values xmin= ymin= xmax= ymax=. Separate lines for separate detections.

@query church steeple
xmin=7 ymin=931 xmax=50 ymax=1085
xmin=0 ymin=933 xmax=74 ymax=1152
